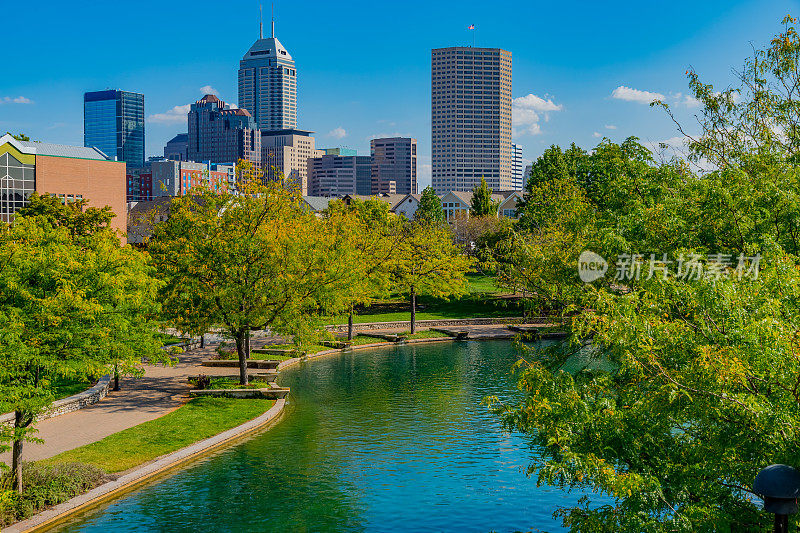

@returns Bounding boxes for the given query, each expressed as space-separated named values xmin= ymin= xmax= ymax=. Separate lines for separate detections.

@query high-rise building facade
xmin=371 ymin=137 xmax=417 ymax=195
xmin=308 ymin=154 xmax=371 ymax=197
xmin=164 ymin=133 xmax=188 ymax=161
xmin=511 ymin=143 xmax=523 ymax=190
xmin=238 ymin=22 xmax=297 ymax=132
xmin=188 ymin=94 xmax=261 ymax=166
xmin=261 ymin=129 xmax=321 ymax=194
xmin=84 ymin=90 xmax=145 ymax=169
xmin=431 ymin=47 xmax=512 ymax=193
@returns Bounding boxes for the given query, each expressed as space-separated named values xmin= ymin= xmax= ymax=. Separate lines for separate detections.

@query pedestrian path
xmin=0 ymin=322 xmax=549 ymax=464
xmin=0 ymin=342 xmax=263 ymax=464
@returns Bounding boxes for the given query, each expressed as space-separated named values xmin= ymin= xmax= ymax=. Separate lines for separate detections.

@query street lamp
xmin=754 ymin=464 xmax=800 ymax=533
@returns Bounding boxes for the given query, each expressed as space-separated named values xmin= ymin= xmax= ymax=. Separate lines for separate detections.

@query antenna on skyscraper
xmin=271 ymin=2 xmax=275 ymax=38
xmin=259 ymin=4 xmax=263 ymax=39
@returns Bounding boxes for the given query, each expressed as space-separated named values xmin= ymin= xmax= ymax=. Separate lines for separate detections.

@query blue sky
xmin=2 ymin=0 xmax=798 ymax=187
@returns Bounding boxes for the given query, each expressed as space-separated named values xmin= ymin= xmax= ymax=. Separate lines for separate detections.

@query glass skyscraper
xmin=84 ymin=90 xmax=145 ymax=168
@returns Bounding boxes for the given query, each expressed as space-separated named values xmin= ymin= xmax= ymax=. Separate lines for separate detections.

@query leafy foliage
xmin=148 ymin=174 xmax=363 ymax=384
xmin=415 ymin=186 xmax=445 ymax=223
xmin=0 ymin=196 xmax=165 ymax=492
xmin=470 ymin=177 xmax=498 ymax=217
xmin=0 ymin=462 xmax=107 ymax=528
xmin=489 ymin=18 xmax=800 ymax=531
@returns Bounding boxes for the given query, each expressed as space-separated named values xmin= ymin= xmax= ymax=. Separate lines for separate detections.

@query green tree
xmin=149 ymin=176 xmax=361 ymax=385
xmin=0 ymin=202 xmax=164 ymax=493
xmin=6 ymin=133 xmax=30 ymax=142
xmin=392 ymin=220 xmax=474 ymax=333
xmin=491 ymin=18 xmax=800 ymax=531
xmin=470 ymin=177 xmax=498 ymax=217
xmin=324 ymin=197 xmax=401 ymax=339
xmin=414 ymin=186 xmax=444 ymax=223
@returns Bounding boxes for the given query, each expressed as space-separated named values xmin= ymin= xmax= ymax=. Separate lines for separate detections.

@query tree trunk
xmin=200 ymin=334 xmax=205 ymax=348
xmin=410 ymin=287 xmax=417 ymax=334
xmin=12 ymin=410 xmax=24 ymax=493
xmin=113 ymin=363 xmax=120 ymax=391
xmin=348 ymin=309 xmax=354 ymax=341
xmin=235 ymin=330 xmax=249 ymax=385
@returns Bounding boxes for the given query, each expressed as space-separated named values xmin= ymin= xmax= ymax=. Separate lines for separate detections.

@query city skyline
xmin=2 ymin=0 xmax=795 ymax=189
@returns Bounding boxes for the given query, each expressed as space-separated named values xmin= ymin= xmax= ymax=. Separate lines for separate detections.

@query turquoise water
xmin=53 ymin=340 xmax=592 ymax=532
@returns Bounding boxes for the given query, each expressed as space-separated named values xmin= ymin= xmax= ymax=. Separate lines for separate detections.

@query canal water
xmin=53 ymin=340 xmax=591 ymax=532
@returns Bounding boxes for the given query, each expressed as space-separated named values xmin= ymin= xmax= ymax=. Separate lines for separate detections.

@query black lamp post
xmin=754 ymin=464 xmax=800 ymax=533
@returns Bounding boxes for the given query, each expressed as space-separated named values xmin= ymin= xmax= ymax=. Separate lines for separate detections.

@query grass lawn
xmin=158 ymin=332 xmax=186 ymax=346
xmin=324 ymin=273 xmax=522 ymax=326
xmin=0 ymin=377 xmax=93 ymax=414
xmin=404 ymin=330 xmax=451 ymax=340
xmin=44 ymin=397 xmax=274 ymax=473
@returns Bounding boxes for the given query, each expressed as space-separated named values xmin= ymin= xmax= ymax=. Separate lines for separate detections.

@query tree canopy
xmin=414 ymin=186 xmax=444 ymax=224
xmin=149 ymin=178 xmax=363 ymax=384
xmin=490 ymin=18 xmax=800 ymax=531
xmin=470 ymin=177 xmax=497 ymax=217
xmin=0 ymin=196 xmax=164 ymax=492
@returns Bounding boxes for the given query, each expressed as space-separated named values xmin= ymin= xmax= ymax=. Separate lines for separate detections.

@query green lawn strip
xmin=251 ymin=344 xmax=331 ymax=358
xmin=157 ymin=332 xmax=186 ymax=346
xmin=43 ymin=397 xmax=274 ymax=473
xmin=404 ymin=330 xmax=451 ymax=340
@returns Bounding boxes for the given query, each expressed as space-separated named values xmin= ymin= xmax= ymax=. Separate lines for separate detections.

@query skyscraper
xmin=431 ymin=47 xmax=512 ymax=193
xmin=511 ymin=143 xmax=523 ymax=191
xmin=187 ymin=94 xmax=261 ymax=166
xmin=238 ymin=17 xmax=297 ymax=132
xmin=84 ymin=90 xmax=145 ymax=169
xmin=308 ymin=153 xmax=371 ymax=196
xmin=371 ymin=137 xmax=417 ymax=195
xmin=261 ymin=129 xmax=322 ymax=195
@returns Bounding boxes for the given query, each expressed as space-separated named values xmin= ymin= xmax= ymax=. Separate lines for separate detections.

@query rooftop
xmin=5 ymin=135 xmax=112 ymax=161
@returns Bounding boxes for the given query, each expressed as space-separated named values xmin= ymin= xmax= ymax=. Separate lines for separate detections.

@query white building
xmin=238 ymin=20 xmax=297 ymax=131
xmin=512 ymin=143 xmax=524 ymax=191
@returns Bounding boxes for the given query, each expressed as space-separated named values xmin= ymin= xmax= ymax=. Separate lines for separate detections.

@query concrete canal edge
xmin=7 ymin=399 xmax=286 ymax=533
xmin=12 ymin=323 xmax=563 ymax=531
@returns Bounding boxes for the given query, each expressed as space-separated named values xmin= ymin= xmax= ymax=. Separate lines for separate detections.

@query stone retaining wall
xmin=0 ymin=375 xmax=112 ymax=427
xmin=326 ymin=317 xmax=550 ymax=332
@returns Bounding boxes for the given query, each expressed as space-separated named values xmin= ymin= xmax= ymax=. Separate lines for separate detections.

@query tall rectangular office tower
xmin=431 ymin=47 xmax=512 ymax=193
xmin=371 ymin=137 xmax=417 ymax=195
xmin=511 ymin=143 xmax=523 ymax=190
xmin=238 ymin=21 xmax=297 ymax=132
xmin=84 ymin=90 xmax=144 ymax=169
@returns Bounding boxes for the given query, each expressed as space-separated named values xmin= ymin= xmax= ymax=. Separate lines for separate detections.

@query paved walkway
xmin=0 ymin=323 xmax=551 ymax=464
xmin=0 ymin=340 xmax=275 ymax=464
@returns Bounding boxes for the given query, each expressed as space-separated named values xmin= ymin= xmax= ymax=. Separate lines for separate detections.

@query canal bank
xmin=35 ymin=338 xmax=595 ymax=533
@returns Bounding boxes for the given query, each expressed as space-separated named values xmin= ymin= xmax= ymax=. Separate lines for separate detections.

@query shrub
xmin=0 ymin=462 xmax=109 ymax=527
xmin=189 ymin=374 xmax=211 ymax=390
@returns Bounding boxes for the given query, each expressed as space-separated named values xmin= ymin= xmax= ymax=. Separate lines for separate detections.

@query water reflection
xmin=54 ymin=340 xmax=593 ymax=533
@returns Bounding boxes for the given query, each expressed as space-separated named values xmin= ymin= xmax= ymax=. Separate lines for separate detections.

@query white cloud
xmin=512 ymin=93 xmax=563 ymax=136
xmin=1 ymin=96 xmax=33 ymax=104
xmin=199 ymin=85 xmax=219 ymax=96
xmin=593 ymin=131 xmax=602 ymax=138
xmin=611 ymin=86 xmax=665 ymax=104
xmin=513 ymin=94 xmax=563 ymax=113
xmin=328 ymin=126 xmax=347 ymax=139
xmin=148 ymin=104 xmax=191 ymax=124
xmin=604 ymin=124 xmax=617 ymax=130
